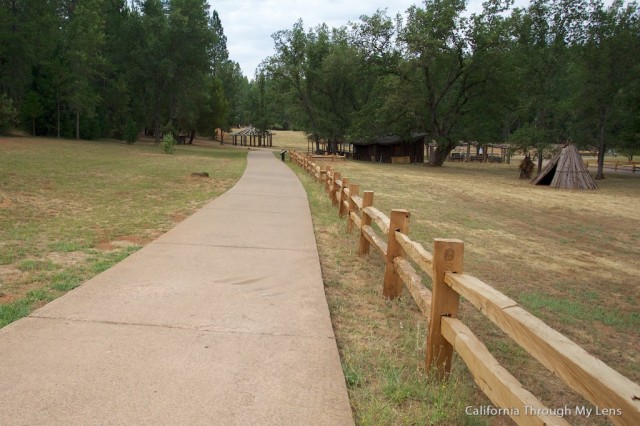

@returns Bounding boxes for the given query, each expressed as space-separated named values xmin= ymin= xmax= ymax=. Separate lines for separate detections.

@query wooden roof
xmin=230 ymin=127 xmax=272 ymax=136
xmin=351 ymin=133 xmax=428 ymax=146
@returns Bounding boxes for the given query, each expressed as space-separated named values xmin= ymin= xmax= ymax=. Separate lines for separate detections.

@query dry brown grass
xmin=286 ymin=131 xmax=639 ymax=425
xmin=271 ymin=130 xmax=312 ymax=151
xmin=0 ymin=136 xmax=246 ymax=325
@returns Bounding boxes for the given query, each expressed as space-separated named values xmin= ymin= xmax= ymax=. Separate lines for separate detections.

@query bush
xmin=161 ymin=133 xmax=176 ymax=154
xmin=124 ymin=117 xmax=138 ymax=144
xmin=0 ymin=94 xmax=19 ymax=134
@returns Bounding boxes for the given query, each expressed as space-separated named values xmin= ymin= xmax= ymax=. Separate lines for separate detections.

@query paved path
xmin=0 ymin=151 xmax=353 ymax=425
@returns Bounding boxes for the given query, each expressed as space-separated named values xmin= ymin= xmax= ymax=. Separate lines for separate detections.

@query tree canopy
xmin=2 ymin=0 xmax=638 ymax=175
xmin=0 ymin=0 xmax=246 ymax=140
xmin=251 ymin=0 xmax=639 ymax=173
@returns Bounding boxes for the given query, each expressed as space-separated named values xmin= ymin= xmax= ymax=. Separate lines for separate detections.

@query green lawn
xmin=0 ymin=136 xmax=247 ymax=327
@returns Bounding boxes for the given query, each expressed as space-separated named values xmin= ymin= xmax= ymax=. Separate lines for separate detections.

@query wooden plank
xmin=427 ymin=239 xmax=464 ymax=378
xmin=350 ymin=211 xmax=362 ymax=230
xmin=331 ymin=172 xmax=341 ymax=206
xmin=445 ymin=272 xmax=640 ymax=426
xmin=394 ymin=257 xmax=432 ymax=317
xmin=394 ymin=232 xmax=434 ymax=279
xmin=363 ymin=206 xmax=390 ymax=234
xmin=324 ymin=166 xmax=332 ymax=193
xmin=391 ymin=156 xmax=411 ymax=164
xmin=441 ymin=317 xmax=571 ymax=426
xmin=347 ymin=184 xmax=359 ymax=233
xmin=351 ymin=194 xmax=363 ymax=210
xmin=342 ymin=200 xmax=350 ymax=215
xmin=361 ymin=225 xmax=387 ymax=256
xmin=383 ymin=210 xmax=410 ymax=299
xmin=358 ymin=192 xmax=374 ymax=256
xmin=338 ymin=178 xmax=349 ymax=217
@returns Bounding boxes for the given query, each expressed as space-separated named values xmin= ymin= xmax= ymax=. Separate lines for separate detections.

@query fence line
xmin=290 ymin=151 xmax=640 ymax=426
xmin=585 ymin=160 xmax=639 ymax=173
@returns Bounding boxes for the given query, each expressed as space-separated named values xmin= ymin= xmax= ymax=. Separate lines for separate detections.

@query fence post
xmin=319 ymin=167 xmax=326 ymax=185
xmin=338 ymin=177 xmax=349 ymax=216
xmin=331 ymin=172 xmax=341 ymax=206
xmin=427 ymin=239 xmax=464 ymax=379
xmin=357 ymin=191 xmax=374 ymax=256
xmin=382 ymin=210 xmax=410 ymax=299
xmin=347 ymin=183 xmax=359 ymax=233
xmin=325 ymin=166 xmax=332 ymax=194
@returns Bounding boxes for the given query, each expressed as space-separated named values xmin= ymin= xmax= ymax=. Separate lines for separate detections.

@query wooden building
xmin=447 ymin=142 xmax=511 ymax=163
xmin=351 ymin=134 xmax=427 ymax=164
xmin=306 ymin=136 xmax=352 ymax=156
xmin=230 ymin=127 xmax=273 ymax=147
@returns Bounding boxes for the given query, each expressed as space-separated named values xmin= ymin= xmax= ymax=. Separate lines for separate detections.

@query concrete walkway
xmin=0 ymin=151 xmax=353 ymax=425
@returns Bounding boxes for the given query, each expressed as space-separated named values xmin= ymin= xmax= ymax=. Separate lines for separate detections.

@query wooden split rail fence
xmin=290 ymin=150 xmax=640 ymax=426
xmin=584 ymin=161 xmax=639 ymax=174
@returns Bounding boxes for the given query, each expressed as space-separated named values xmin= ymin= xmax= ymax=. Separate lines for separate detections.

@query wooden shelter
xmin=230 ymin=127 xmax=273 ymax=147
xmin=531 ymin=144 xmax=597 ymax=189
xmin=448 ymin=142 xmax=511 ymax=163
xmin=305 ymin=136 xmax=351 ymax=156
xmin=351 ymin=134 xmax=427 ymax=164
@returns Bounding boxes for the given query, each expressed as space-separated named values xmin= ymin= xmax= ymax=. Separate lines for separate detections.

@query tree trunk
xmin=427 ymin=146 xmax=452 ymax=166
xmin=536 ymin=145 xmax=544 ymax=174
xmin=56 ymin=94 xmax=60 ymax=138
xmin=596 ymin=122 xmax=606 ymax=180
xmin=32 ymin=118 xmax=35 ymax=136
xmin=189 ymin=129 xmax=195 ymax=144
xmin=153 ymin=111 xmax=161 ymax=144
xmin=592 ymin=107 xmax=609 ymax=180
xmin=75 ymin=109 xmax=80 ymax=140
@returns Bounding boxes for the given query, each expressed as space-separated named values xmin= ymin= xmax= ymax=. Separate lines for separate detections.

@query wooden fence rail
xmin=585 ymin=161 xmax=640 ymax=173
xmin=290 ymin=150 xmax=640 ymax=426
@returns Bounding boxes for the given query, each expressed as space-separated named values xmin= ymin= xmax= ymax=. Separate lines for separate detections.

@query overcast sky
xmin=209 ymin=0 xmax=507 ymax=79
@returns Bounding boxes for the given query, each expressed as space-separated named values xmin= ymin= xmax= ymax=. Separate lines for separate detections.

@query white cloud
xmin=207 ymin=0 xmax=524 ymax=78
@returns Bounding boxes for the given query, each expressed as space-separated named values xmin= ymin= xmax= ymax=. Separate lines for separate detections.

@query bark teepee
xmin=531 ymin=144 xmax=598 ymax=190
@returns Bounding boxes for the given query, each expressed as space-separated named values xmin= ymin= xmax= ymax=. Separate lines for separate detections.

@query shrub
xmin=161 ymin=133 xmax=176 ymax=154
xmin=124 ymin=117 xmax=138 ymax=144
xmin=0 ymin=94 xmax=19 ymax=134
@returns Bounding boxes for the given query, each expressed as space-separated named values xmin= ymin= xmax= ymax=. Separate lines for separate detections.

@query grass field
xmin=279 ymin=131 xmax=640 ymax=425
xmin=2 ymin=131 xmax=637 ymax=424
xmin=0 ymin=136 xmax=247 ymax=327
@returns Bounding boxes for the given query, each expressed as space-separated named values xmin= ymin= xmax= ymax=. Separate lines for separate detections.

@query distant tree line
xmin=250 ymin=0 xmax=639 ymax=177
xmin=0 ymin=0 xmax=249 ymax=142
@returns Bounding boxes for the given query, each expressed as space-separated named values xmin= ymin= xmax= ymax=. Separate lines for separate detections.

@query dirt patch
xmin=96 ymin=241 xmax=116 ymax=251
xmin=116 ymin=235 xmax=148 ymax=245
xmin=96 ymin=235 xmax=149 ymax=251
xmin=0 ymin=194 xmax=13 ymax=209
xmin=0 ymin=292 xmax=18 ymax=304
xmin=0 ymin=266 xmax=27 ymax=287
xmin=46 ymin=251 xmax=89 ymax=267
xmin=172 ymin=213 xmax=187 ymax=223
xmin=0 ymin=266 xmax=37 ymax=303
